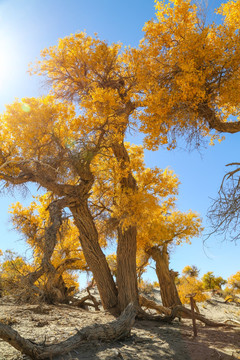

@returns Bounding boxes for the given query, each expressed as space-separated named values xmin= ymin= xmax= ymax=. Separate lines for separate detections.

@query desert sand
xmin=0 ymin=288 xmax=239 ymax=360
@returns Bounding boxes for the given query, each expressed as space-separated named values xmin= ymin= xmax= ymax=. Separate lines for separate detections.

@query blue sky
xmin=0 ymin=0 xmax=239 ymax=286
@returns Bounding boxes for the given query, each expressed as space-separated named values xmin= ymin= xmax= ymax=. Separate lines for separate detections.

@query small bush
xmin=138 ymin=280 xmax=154 ymax=295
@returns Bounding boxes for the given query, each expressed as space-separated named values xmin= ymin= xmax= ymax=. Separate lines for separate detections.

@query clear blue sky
xmin=0 ymin=0 xmax=239 ymax=286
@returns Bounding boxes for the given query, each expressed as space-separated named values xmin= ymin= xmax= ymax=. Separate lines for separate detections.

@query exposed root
xmin=0 ymin=303 xmax=137 ymax=360
xmin=139 ymin=295 xmax=171 ymax=315
xmin=138 ymin=305 xmax=240 ymax=328
xmin=70 ymin=287 xmax=101 ymax=311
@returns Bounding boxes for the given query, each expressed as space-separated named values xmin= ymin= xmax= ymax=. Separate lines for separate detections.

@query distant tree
xmin=0 ymin=250 xmax=33 ymax=297
xmin=177 ymin=275 xmax=207 ymax=309
xmin=182 ymin=265 xmax=200 ymax=278
xmin=227 ymin=271 xmax=240 ymax=293
xmin=202 ymin=271 xmax=227 ymax=290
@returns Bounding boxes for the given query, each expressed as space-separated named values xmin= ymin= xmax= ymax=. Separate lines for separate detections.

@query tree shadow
xmin=39 ymin=318 xmax=240 ymax=360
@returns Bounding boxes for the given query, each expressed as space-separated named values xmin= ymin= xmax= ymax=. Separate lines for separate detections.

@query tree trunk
xmin=112 ymin=141 xmax=138 ymax=311
xmin=19 ymin=198 xmax=69 ymax=304
xmin=147 ymin=245 xmax=181 ymax=308
xmin=117 ymin=226 xmax=138 ymax=311
xmin=70 ymin=201 xmax=118 ymax=311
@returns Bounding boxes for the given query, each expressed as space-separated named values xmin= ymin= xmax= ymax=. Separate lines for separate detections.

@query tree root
xmin=71 ymin=294 xmax=100 ymax=311
xmin=0 ymin=303 xmax=137 ymax=359
xmin=71 ymin=287 xmax=101 ymax=310
xmin=137 ymin=304 xmax=240 ymax=328
xmin=139 ymin=295 xmax=171 ymax=315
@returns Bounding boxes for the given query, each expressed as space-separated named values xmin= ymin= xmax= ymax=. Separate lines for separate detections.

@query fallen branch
xmin=177 ymin=306 xmax=239 ymax=327
xmin=0 ymin=303 xmax=137 ymax=360
xmin=138 ymin=305 xmax=239 ymax=328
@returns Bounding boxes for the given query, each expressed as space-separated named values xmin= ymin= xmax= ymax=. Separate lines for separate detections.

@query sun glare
xmin=0 ymin=31 xmax=20 ymax=91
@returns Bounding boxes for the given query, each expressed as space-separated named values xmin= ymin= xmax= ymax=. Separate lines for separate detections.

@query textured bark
xmin=71 ymin=201 xmax=118 ymax=311
xmin=147 ymin=245 xmax=181 ymax=308
xmin=0 ymin=303 xmax=137 ymax=360
xmin=112 ymin=141 xmax=138 ymax=311
xmin=19 ymin=198 xmax=70 ymax=303
xmin=139 ymin=295 xmax=171 ymax=315
xmin=71 ymin=291 xmax=100 ymax=310
xmin=117 ymin=226 xmax=138 ymax=311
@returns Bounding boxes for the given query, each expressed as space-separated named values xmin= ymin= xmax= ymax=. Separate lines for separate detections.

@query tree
xmin=0 ymin=250 xmax=33 ymax=297
xmin=202 ymin=271 xmax=227 ymax=290
xmin=227 ymin=271 xmax=240 ymax=293
xmin=89 ymin=142 xmax=182 ymax=310
xmin=136 ymin=0 xmax=240 ymax=152
xmin=31 ymin=34 xmax=139 ymax=311
xmin=7 ymin=194 xmax=87 ymax=303
xmin=0 ymin=96 xmax=118 ymax=310
xmin=139 ymin=210 xmax=202 ymax=307
xmin=177 ymin=270 xmax=207 ymax=308
xmin=182 ymin=265 xmax=200 ymax=278
xmin=85 ymin=141 xmax=202 ymax=308
xmin=137 ymin=1 xmax=240 ymax=243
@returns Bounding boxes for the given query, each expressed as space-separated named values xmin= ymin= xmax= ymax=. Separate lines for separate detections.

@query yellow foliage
xmin=137 ymin=207 xmax=202 ymax=251
xmin=134 ymin=0 xmax=240 ymax=149
xmin=177 ymin=276 xmax=208 ymax=304
xmin=182 ymin=265 xmax=199 ymax=277
xmin=138 ymin=280 xmax=154 ymax=295
xmin=90 ymin=143 xmax=180 ymax=233
xmin=8 ymin=193 xmax=87 ymax=292
xmin=106 ymin=253 xmax=117 ymax=277
xmin=0 ymin=251 xmax=34 ymax=295
xmin=227 ymin=271 xmax=240 ymax=293
xmin=202 ymin=272 xmax=226 ymax=290
xmin=0 ymin=0 xmax=238 ymax=307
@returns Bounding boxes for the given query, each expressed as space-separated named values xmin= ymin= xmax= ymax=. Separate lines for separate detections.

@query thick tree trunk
xmin=112 ymin=141 xmax=138 ymax=311
xmin=117 ymin=226 xmax=138 ymax=311
xmin=147 ymin=245 xmax=181 ymax=308
xmin=71 ymin=201 xmax=118 ymax=311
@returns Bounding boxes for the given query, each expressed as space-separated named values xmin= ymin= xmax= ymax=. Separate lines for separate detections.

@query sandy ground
xmin=0 ymin=288 xmax=239 ymax=360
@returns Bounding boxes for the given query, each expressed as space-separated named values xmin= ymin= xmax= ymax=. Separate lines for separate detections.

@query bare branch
xmin=208 ymin=163 xmax=240 ymax=242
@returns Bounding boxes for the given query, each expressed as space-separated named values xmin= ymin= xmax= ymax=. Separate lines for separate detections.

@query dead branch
xmin=86 ymin=287 xmax=101 ymax=310
xmin=208 ymin=163 xmax=240 ymax=242
xmin=138 ymin=305 xmax=239 ymax=328
xmin=0 ymin=302 xmax=137 ymax=360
